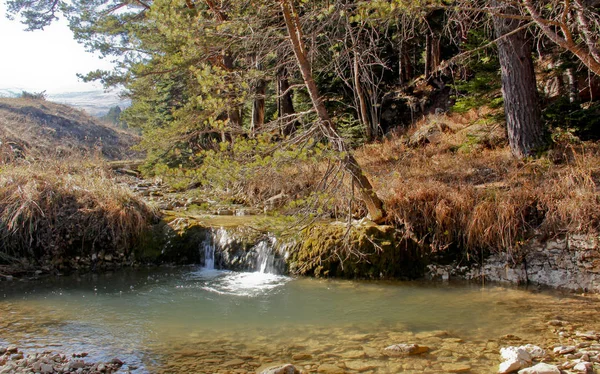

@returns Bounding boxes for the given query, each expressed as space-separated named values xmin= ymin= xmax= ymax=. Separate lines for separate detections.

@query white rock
xmin=553 ymin=345 xmax=576 ymax=355
xmin=517 ymin=363 xmax=561 ymax=374
xmin=519 ymin=344 xmax=546 ymax=359
xmin=499 ymin=359 xmax=524 ymax=374
xmin=501 ymin=347 xmax=532 ymax=364
xmin=573 ymin=361 xmax=593 ymax=372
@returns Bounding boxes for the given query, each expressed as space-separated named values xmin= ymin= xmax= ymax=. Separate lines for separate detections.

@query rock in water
xmin=316 ymin=363 xmax=346 ymax=374
xmin=441 ymin=363 xmax=472 ymax=373
xmin=260 ymin=363 xmax=301 ymax=374
xmin=383 ymin=343 xmax=429 ymax=356
xmin=518 ymin=363 xmax=561 ymax=374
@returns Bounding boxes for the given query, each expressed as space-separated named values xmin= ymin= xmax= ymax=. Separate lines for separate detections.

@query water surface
xmin=1 ymin=267 xmax=598 ymax=373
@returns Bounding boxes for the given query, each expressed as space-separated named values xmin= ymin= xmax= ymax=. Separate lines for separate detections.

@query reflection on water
xmin=1 ymin=267 xmax=599 ymax=373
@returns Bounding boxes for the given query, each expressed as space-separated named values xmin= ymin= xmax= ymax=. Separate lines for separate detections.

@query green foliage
xmin=451 ymin=71 xmax=503 ymax=113
xmin=543 ymin=98 xmax=600 ymax=141
xmin=101 ymin=105 xmax=124 ymax=127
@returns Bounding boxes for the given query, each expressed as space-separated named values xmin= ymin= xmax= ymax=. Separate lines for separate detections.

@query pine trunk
xmin=280 ymin=0 xmax=385 ymax=222
xmin=277 ymin=66 xmax=296 ymax=136
xmin=251 ymin=58 xmax=266 ymax=133
xmin=492 ymin=1 xmax=545 ymax=158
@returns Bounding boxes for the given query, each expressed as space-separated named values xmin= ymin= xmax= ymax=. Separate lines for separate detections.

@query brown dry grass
xmin=356 ymin=112 xmax=600 ymax=256
xmin=0 ymin=97 xmax=140 ymax=162
xmin=0 ymin=158 xmax=157 ymax=265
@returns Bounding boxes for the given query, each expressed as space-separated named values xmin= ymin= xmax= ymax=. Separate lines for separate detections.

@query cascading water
xmin=255 ymin=240 xmax=276 ymax=274
xmin=199 ymin=226 xmax=284 ymax=274
xmin=200 ymin=237 xmax=215 ymax=270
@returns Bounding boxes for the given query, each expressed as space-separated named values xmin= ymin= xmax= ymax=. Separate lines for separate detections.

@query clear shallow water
xmin=0 ymin=267 xmax=597 ymax=373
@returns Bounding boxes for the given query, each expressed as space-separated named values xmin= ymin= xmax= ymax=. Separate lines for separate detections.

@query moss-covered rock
xmin=288 ymin=222 xmax=427 ymax=279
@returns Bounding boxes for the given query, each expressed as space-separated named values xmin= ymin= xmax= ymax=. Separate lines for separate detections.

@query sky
xmin=0 ymin=3 xmax=115 ymax=94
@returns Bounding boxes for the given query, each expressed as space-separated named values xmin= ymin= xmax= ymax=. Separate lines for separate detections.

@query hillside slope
xmin=0 ymin=97 xmax=139 ymax=161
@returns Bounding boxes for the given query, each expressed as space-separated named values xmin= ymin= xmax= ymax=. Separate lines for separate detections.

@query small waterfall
xmin=200 ymin=228 xmax=232 ymax=270
xmin=201 ymin=238 xmax=215 ymax=270
xmin=255 ymin=239 xmax=277 ymax=274
xmin=198 ymin=226 xmax=285 ymax=274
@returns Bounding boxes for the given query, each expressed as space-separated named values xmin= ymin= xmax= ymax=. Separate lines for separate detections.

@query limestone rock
xmin=517 ymin=363 xmax=561 ymax=374
xmin=222 ymin=358 xmax=245 ymax=367
xmin=316 ymin=363 xmax=346 ymax=374
xmin=292 ymin=353 xmax=312 ymax=361
xmin=408 ymin=123 xmax=447 ymax=147
xmin=40 ymin=363 xmax=54 ymax=373
xmin=499 ymin=347 xmax=532 ymax=374
xmin=500 ymin=347 xmax=532 ymax=364
xmin=553 ymin=345 xmax=576 ymax=355
xmin=441 ymin=363 xmax=471 ymax=373
xmin=259 ymin=363 xmax=301 ymax=374
xmin=499 ymin=359 xmax=524 ymax=374
xmin=518 ymin=344 xmax=546 ymax=359
xmin=573 ymin=361 xmax=593 ymax=372
xmin=383 ymin=343 xmax=429 ymax=356
xmin=575 ymin=331 xmax=600 ymax=340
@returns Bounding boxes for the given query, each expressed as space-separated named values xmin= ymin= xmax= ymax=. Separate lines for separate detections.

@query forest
xmin=3 ymin=0 xmax=600 ymax=258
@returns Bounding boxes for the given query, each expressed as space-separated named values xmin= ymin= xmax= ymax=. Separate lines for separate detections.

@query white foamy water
xmin=190 ymin=268 xmax=290 ymax=297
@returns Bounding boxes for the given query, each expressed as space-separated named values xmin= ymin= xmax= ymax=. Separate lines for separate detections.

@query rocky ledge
xmin=0 ymin=346 xmax=124 ymax=374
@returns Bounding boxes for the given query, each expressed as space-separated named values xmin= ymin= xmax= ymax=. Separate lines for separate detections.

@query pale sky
xmin=0 ymin=3 xmax=115 ymax=94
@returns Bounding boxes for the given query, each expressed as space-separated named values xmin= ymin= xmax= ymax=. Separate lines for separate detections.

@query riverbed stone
xmin=222 ymin=359 xmax=245 ymax=367
xmin=316 ymin=363 xmax=346 ymax=374
xmin=343 ymin=360 xmax=381 ymax=371
xmin=553 ymin=345 xmax=576 ymax=355
xmin=441 ymin=363 xmax=471 ymax=373
xmin=383 ymin=344 xmax=429 ymax=356
xmin=572 ymin=361 xmax=593 ymax=372
xmin=517 ymin=363 xmax=561 ymax=374
xmin=519 ymin=344 xmax=546 ymax=359
xmin=258 ymin=363 xmax=300 ymax=374
xmin=499 ymin=359 xmax=524 ymax=374
xmin=500 ymin=347 xmax=532 ymax=363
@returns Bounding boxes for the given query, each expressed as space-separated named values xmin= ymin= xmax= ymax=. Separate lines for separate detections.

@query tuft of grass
xmin=0 ymin=158 xmax=157 ymax=266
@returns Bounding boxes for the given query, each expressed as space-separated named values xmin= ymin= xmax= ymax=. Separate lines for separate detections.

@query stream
xmin=2 ymin=266 xmax=600 ymax=373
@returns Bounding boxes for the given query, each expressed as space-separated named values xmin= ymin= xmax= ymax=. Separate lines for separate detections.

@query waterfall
xmin=198 ymin=226 xmax=284 ymax=274
xmin=200 ymin=228 xmax=232 ymax=270
xmin=201 ymin=238 xmax=215 ymax=270
xmin=255 ymin=239 xmax=277 ymax=274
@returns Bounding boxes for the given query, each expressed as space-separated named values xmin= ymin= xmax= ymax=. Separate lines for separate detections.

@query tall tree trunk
xmin=354 ymin=50 xmax=373 ymax=140
xmin=277 ymin=66 xmax=296 ymax=136
xmin=222 ymin=53 xmax=241 ymax=130
xmin=251 ymin=58 xmax=266 ymax=134
xmin=565 ymin=67 xmax=579 ymax=103
xmin=280 ymin=0 xmax=385 ymax=222
xmin=492 ymin=0 xmax=545 ymax=158
xmin=425 ymin=33 xmax=432 ymax=78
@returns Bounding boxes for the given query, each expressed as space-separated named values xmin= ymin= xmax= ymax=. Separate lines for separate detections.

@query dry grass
xmin=0 ymin=97 xmax=140 ymax=162
xmin=356 ymin=112 xmax=600 ymax=256
xmin=0 ymin=158 xmax=157 ymax=265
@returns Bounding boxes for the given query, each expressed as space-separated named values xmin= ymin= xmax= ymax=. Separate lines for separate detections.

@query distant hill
xmin=0 ymin=88 xmax=130 ymax=117
xmin=0 ymin=97 xmax=140 ymax=161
